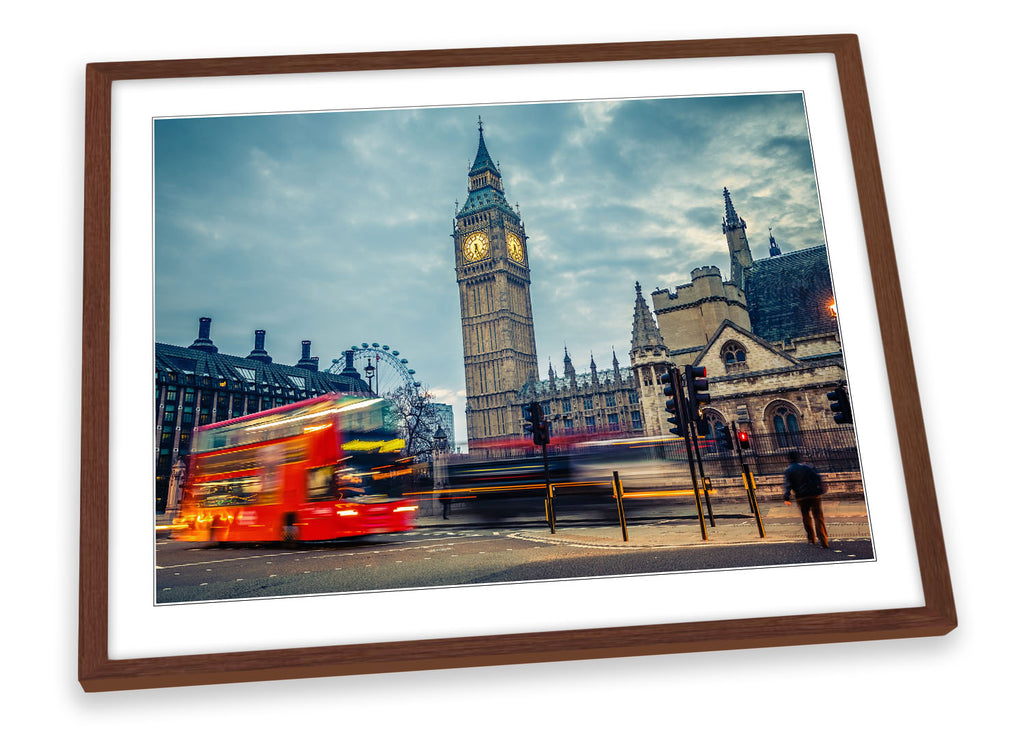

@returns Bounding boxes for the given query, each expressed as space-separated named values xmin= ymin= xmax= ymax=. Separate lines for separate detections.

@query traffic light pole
xmin=732 ymin=421 xmax=764 ymax=537
xmin=661 ymin=367 xmax=708 ymax=540
xmin=542 ymin=436 xmax=555 ymax=534
xmin=526 ymin=401 xmax=556 ymax=534
xmin=672 ymin=369 xmax=707 ymax=541
xmin=682 ymin=396 xmax=715 ymax=528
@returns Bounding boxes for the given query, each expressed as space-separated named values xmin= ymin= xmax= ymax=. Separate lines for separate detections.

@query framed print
xmin=80 ymin=34 xmax=956 ymax=692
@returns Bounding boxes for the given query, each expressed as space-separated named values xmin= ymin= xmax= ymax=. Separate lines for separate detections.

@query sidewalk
xmin=417 ymin=499 xmax=871 ymax=549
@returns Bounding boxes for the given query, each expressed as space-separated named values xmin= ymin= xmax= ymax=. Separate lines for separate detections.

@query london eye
xmin=326 ymin=342 xmax=421 ymax=396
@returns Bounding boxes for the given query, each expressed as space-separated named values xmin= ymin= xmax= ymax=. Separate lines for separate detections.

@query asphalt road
xmin=155 ymin=519 xmax=873 ymax=604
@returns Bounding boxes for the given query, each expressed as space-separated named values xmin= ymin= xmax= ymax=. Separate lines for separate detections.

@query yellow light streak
xmin=244 ymin=398 xmax=383 ymax=432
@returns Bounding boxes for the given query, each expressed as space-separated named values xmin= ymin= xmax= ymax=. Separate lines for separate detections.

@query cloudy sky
xmin=155 ymin=92 xmax=825 ymax=447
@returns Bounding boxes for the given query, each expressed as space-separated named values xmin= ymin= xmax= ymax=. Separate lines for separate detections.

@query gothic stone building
xmin=631 ymin=188 xmax=846 ymax=446
xmin=452 ymin=125 xmax=845 ymax=453
xmin=518 ymin=349 xmax=644 ymax=440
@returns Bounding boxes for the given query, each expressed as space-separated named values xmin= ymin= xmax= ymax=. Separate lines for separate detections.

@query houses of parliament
xmin=452 ymin=121 xmax=847 ymax=454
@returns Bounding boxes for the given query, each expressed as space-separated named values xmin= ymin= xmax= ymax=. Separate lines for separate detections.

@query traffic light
xmin=736 ymin=429 xmax=751 ymax=450
xmin=524 ymin=401 xmax=551 ymax=446
xmin=827 ymin=385 xmax=853 ymax=425
xmin=684 ymin=365 xmax=710 ymax=420
xmin=717 ymin=425 xmax=733 ymax=451
xmin=661 ymin=368 xmax=685 ymax=437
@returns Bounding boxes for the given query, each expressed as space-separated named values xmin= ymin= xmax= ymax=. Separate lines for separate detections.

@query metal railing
xmin=700 ymin=426 xmax=860 ymax=476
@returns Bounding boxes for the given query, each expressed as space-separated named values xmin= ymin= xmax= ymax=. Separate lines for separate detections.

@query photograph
xmin=152 ymin=91 xmax=872 ymax=605
xmin=11 ymin=0 xmax=1006 ymax=726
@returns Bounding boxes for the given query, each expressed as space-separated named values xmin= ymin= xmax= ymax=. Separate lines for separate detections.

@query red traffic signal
xmin=736 ymin=429 xmax=751 ymax=450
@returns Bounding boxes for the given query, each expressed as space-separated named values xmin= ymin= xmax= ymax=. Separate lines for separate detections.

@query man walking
xmin=782 ymin=450 xmax=829 ymax=548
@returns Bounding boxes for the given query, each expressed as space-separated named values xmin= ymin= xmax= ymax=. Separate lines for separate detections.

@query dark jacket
xmin=783 ymin=462 xmax=824 ymax=501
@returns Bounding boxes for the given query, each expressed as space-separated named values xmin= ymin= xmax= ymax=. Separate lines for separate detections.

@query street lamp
xmin=432 ymin=425 xmax=450 ymax=517
xmin=433 ymin=425 xmax=449 ymax=452
xmin=363 ymin=356 xmax=377 ymax=395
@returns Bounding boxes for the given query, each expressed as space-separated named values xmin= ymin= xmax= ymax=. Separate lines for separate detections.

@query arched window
xmin=702 ymin=410 xmax=728 ymax=453
xmin=721 ymin=340 xmax=748 ymax=368
xmin=768 ymin=402 xmax=801 ymax=448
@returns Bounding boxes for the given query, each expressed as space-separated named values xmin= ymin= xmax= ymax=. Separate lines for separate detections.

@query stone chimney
xmin=188 ymin=317 xmax=218 ymax=353
xmin=296 ymin=340 xmax=319 ymax=371
xmin=246 ymin=329 xmax=272 ymax=363
xmin=340 ymin=349 xmax=363 ymax=385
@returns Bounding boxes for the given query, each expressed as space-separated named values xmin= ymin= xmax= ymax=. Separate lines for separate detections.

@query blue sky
xmin=155 ymin=93 xmax=825 ymax=447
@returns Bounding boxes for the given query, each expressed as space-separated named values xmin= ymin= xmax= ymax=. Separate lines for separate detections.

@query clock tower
xmin=452 ymin=119 xmax=539 ymax=449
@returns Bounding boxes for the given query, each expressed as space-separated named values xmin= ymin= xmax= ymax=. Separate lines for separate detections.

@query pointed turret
xmin=590 ymin=353 xmax=599 ymax=386
xmin=630 ymin=282 xmax=666 ymax=355
xmin=563 ymin=346 xmax=577 ymax=387
xmin=548 ymin=359 xmax=557 ymax=390
xmin=722 ymin=187 xmax=745 ymax=232
xmin=769 ymin=227 xmax=782 ymax=257
xmin=722 ymin=187 xmax=753 ymax=291
xmin=612 ymin=348 xmax=622 ymax=383
xmin=629 ymin=282 xmax=671 ymax=438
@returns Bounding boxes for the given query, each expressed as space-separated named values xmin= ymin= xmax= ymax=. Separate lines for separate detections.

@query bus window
xmin=307 ymin=466 xmax=336 ymax=502
xmin=198 ymin=476 xmax=263 ymax=507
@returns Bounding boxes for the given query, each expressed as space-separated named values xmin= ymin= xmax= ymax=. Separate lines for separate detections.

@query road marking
xmin=157 ymin=536 xmax=491 ymax=570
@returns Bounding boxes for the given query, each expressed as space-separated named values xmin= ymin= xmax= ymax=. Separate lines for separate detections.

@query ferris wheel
xmin=326 ymin=342 xmax=421 ymax=396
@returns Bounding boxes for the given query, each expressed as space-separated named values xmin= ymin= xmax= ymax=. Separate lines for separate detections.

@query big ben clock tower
xmin=453 ymin=119 xmax=539 ymax=450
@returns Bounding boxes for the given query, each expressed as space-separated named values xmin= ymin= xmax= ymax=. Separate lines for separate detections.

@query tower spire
xmin=459 ymin=117 xmax=513 ymax=217
xmin=722 ymin=186 xmax=745 ymax=232
xmin=630 ymin=281 xmax=666 ymax=355
xmin=469 ymin=118 xmax=500 ymax=183
xmin=721 ymin=187 xmax=753 ymax=291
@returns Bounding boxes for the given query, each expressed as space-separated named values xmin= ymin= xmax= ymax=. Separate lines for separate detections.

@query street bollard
xmin=613 ymin=471 xmax=629 ymax=542
xmin=742 ymin=463 xmax=765 ymax=538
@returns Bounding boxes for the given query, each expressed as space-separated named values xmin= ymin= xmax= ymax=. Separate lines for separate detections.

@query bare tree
xmin=384 ymin=383 xmax=442 ymax=460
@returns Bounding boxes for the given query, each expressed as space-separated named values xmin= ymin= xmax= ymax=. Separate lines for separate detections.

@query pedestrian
xmin=782 ymin=450 xmax=829 ymax=548
xmin=440 ymin=489 xmax=451 ymax=520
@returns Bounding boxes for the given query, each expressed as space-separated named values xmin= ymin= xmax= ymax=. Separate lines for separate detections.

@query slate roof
xmin=744 ymin=245 xmax=837 ymax=343
xmin=155 ymin=342 xmax=369 ymax=396
xmin=469 ymin=127 xmax=500 ymax=176
xmin=458 ymin=126 xmax=518 ymax=219
xmin=458 ymin=185 xmax=517 ymax=218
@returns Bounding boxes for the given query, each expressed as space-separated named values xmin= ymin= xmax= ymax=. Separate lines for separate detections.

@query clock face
xmin=506 ymin=233 xmax=524 ymax=263
xmin=463 ymin=231 xmax=489 ymax=262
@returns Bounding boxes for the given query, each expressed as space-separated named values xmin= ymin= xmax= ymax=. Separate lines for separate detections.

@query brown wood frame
xmin=80 ymin=34 xmax=956 ymax=692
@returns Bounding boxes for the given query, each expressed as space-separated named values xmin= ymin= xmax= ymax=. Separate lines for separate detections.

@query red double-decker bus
xmin=172 ymin=394 xmax=418 ymax=544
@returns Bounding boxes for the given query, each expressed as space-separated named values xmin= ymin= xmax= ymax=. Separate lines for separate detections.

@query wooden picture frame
xmin=80 ymin=34 xmax=955 ymax=692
